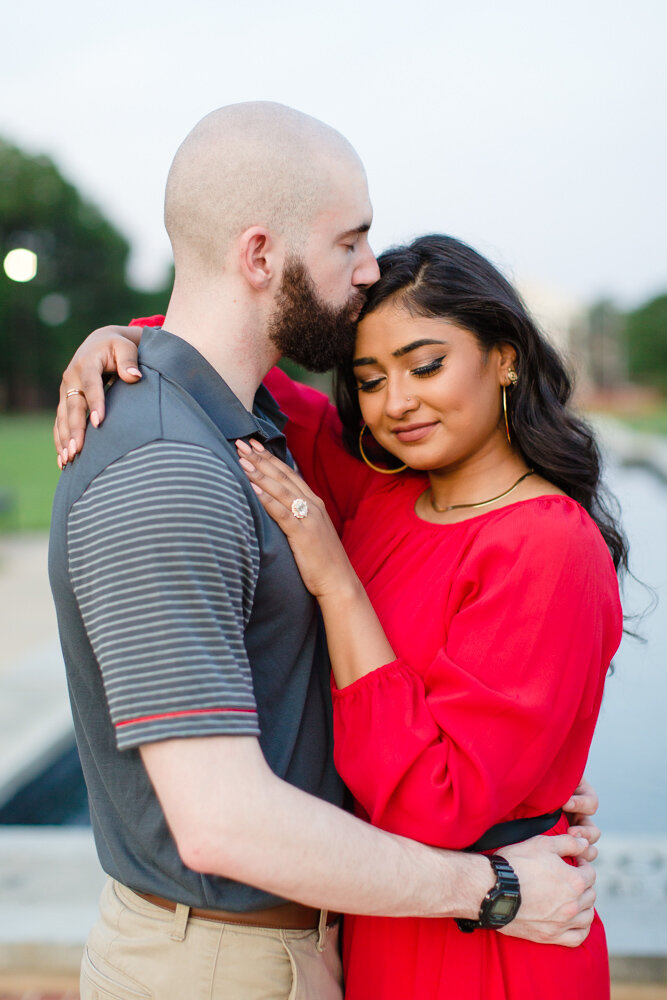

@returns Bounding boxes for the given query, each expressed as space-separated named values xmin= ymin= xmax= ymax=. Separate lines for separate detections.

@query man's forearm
xmin=142 ymin=735 xmax=493 ymax=918
xmin=195 ymin=771 xmax=493 ymax=918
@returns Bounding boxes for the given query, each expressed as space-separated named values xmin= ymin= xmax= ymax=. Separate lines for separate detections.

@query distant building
xmin=518 ymin=280 xmax=628 ymax=403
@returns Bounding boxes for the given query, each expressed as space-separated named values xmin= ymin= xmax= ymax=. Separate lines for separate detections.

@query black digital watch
xmin=456 ymin=854 xmax=521 ymax=933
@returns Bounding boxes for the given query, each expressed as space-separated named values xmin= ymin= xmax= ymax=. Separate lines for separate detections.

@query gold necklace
xmin=430 ymin=470 xmax=535 ymax=513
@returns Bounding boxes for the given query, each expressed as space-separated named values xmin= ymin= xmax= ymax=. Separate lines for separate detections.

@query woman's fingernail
xmin=250 ymin=482 xmax=263 ymax=495
xmin=69 ymin=438 xmax=77 ymax=455
xmin=90 ymin=410 xmax=100 ymax=428
xmin=127 ymin=368 xmax=142 ymax=377
xmin=239 ymin=457 xmax=255 ymax=473
xmin=57 ymin=455 xmax=63 ymax=470
xmin=249 ymin=439 xmax=265 ymax=452
xmin=235 ymin=439 xmax=252 ymax=454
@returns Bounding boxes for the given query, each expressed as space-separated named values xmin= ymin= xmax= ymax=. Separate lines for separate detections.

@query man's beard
xmin=268 ymin=256 xmax=366 ymax=372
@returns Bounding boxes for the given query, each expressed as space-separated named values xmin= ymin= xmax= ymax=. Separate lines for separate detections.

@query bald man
xmin=50 ymin=104 xmax=597 ymax=1000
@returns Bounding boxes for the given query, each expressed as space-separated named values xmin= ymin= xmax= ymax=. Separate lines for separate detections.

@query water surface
xmin=587 ymin=463 xmax=667 ymax=834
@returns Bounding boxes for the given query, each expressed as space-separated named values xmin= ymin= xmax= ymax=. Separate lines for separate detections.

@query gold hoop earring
xmin=358 ymin=425 xmax=408 ymax=475
xmin=503 ymin=369 xmax=518 ymax=445
xmin=503 ymin=385 xmax=511 ymax=445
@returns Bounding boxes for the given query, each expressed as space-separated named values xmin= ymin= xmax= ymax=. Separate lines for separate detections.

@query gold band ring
xmin=65 ymin=389 xmax=86 ymax=399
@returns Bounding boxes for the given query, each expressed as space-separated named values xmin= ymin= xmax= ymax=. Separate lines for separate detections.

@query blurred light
xmin=3 ymin=248 xmax=38 ymax=282
xmin=38 ymin=293 xmax=70 ymax=326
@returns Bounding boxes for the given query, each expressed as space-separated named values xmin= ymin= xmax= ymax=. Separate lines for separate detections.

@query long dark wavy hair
xmin=334 ymin=234 xmax=629 ymax=574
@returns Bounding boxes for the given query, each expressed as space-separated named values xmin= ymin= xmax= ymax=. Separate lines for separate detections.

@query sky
xmin=3 ymin=0 xmax=666 ymax=309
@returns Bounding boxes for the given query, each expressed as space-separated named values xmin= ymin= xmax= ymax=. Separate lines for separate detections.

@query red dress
xmin=131 ymin=322 xmax=622 ymax=999
xmin=264 ymin=368 xmax=622 ymax=1000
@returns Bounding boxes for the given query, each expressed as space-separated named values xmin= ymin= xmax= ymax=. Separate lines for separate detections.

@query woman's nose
xmin=384 ymin=384 xmax=417 ymax=418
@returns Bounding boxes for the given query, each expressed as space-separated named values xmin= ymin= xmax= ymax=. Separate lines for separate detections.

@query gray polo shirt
xmin=49 ymin=327 xmax=343 ymax=910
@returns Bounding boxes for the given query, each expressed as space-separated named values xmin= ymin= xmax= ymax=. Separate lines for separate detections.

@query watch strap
xmin=456 ymin=854 xmax=521 ymax=933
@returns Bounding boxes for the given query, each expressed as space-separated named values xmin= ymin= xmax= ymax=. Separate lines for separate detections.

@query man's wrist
xmin=456 ymin=855 xmax=522 ymax=932
xmin=445 ymin=852 xmax=496 ymax=920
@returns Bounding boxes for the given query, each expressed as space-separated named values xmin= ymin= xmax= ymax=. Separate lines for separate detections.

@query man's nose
xmin=354 ymin=245 xmax=380 ymax=289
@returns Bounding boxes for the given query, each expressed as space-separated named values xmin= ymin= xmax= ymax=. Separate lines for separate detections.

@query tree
xmin=0 ymin=138 xmax=169 ymax=410
xmin=624 ymin=294 xmax=667 ymax=394
xmin=584 ymin=300 xmax=627 ymax=389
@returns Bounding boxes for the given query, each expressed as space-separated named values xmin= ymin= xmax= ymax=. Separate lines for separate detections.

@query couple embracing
xmin=51 ymin=101 xmax=622 ymax=1000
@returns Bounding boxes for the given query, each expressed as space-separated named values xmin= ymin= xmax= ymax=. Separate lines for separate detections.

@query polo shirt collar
xmin=138 ymin=326 xmax=287 ymax=445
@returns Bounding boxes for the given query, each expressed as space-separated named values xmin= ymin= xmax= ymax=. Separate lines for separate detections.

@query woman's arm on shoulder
xmin=54 ymin=320 xmax=150 ymax=465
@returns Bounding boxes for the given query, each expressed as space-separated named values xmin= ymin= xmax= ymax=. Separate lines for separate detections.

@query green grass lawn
xmin=615 ymin=406 xmax=667 ymax=436
xmin=0 ymin=413 xmax=61 ymax=532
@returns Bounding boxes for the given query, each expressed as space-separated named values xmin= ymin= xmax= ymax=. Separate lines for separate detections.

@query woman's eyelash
xmin=356 ymin=377 xmax=385 ymax=393
xmin=412 ymin=356 xmax=445 ymax=377
xmin=356 ymin=356 xmax=446 ymax=392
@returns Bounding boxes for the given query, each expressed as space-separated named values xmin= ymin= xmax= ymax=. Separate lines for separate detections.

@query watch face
xmin=491 ymin=896 xmax=518 ymax=918
xmin=480 ymin=857 xmax=522 ymax=929
xmin=485 ymin=888 xmax=521 ymax=927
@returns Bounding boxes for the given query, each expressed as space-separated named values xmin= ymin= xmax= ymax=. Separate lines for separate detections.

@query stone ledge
xmin=611 ymin=956 xmax=667 ymax=985
xmin=0 ymin=944 xmax=82 ymax=976
xmin=596 ymin=836 xmax=667 ymax=958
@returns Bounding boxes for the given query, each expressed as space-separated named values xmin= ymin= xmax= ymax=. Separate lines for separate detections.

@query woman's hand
xmin=237 ymin=438 xmax=396 ymax=688
xmin=54 ymin=324 xmax=142 ymax=468
xmin=235 ymin=439 xmax=357 ymax=599
xmin=563 ymin=775 xmax=601 ymax=863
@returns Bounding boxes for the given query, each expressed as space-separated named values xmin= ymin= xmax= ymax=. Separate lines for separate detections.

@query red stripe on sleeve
xmin=116 ymin=706 xmax=257 ymax=728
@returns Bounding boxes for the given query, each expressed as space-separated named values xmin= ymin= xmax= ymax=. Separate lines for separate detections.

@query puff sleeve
xmin=331 ymin=498 xmax=622 ymax=849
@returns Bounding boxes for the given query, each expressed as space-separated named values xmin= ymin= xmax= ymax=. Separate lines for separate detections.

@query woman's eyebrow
xmin=352 ymin=339 xmax=447 ymax=368
xmin=392 ymin=338 xmax=448 ymax=358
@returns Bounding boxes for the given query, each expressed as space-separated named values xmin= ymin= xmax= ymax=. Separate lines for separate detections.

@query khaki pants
xmin=80 ymin=879 xmax=343 ymax=1000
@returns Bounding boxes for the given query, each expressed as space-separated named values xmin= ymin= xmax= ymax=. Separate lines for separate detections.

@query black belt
xmin=464 ymin=809 xmax=563 ymax=853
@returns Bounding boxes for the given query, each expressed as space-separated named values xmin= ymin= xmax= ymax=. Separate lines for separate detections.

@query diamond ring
xmin=291 ymin=498 xmax=309 ymax=519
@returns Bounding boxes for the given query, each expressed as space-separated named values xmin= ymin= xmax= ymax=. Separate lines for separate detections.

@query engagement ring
xmin=291 ymin=499 xmax=309 ymax=519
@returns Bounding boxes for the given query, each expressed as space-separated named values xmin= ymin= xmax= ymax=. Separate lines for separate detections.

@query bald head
xmin=164 ymin=102 xmax=365 ymax=274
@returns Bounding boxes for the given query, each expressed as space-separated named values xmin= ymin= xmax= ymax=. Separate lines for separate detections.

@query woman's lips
xmin=392 ymin=422 xmax=438 ymax=443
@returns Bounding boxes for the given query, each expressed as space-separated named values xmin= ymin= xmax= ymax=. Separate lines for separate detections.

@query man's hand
xmin=54 ymin=324 xmax=141 ymax=468
xmin=500 ymin=834 xmax=596 ymax=947
xmin=564 ymin=776 xmax=601 ymax=862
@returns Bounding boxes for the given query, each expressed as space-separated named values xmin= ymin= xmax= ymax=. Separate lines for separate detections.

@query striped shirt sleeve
xmin=67 ymin=441 xmax=261 ymax=750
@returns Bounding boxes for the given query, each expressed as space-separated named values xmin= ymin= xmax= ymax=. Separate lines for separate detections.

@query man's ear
xmin=238 ymin=227 xmax=280 ymax=290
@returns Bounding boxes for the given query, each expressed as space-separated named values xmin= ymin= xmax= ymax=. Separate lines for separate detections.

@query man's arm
xmin=141 ymin=733 xmax=595 ymax=945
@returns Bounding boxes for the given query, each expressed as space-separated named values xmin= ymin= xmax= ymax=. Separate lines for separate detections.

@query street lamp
xmin=3 ymin=248 xmax=38 ymax=283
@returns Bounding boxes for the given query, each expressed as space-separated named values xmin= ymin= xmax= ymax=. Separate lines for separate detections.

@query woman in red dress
xmin=236 ymin=235 xmax=625 ymax=999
